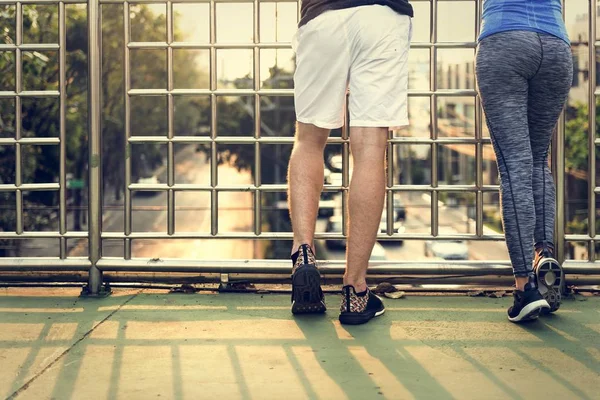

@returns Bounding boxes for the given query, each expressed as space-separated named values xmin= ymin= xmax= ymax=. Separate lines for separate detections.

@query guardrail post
xmin=82 ymin=0 xmax=109 ymax=297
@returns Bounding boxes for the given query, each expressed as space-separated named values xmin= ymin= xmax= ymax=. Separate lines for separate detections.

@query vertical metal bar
xmin=253 ymin=0 xmax=261 ymax=237
xmin=588 ymin=0 xmax=597 ymax=261
xmin=554 ymin=0 xmax=567 ymax=263
xmin=254 ymin=141 xmax=261 ymax=236
xmin=210 ymin=0 xmax=218 ymax=236
xmin=386 ymin=132 xmax=394 ymax=235
xmin=87 ymin=0 xmax=103 ymax=293
xmin=15 ymin=2 xmax=23 ymax=235
xmin=430 ymin=0 xmax=438 ymax=237
xmin=475 ymin=0 xmax=483 ymax=237
xmin=124 ymin=2 xmax=132 ymax=258
xmin=341 ymin=97 xmax=349 ymax=237
xmin=59 ymin=1 xmax=67 ymax=258
xmin=167 ymin=1 xmax=175 ymax=235
xmin=554 ymin=112 xmax=566 ymax=263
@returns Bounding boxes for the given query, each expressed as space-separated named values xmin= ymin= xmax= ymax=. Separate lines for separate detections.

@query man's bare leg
xmin=288 ymin=122 xmax=330 ymax=252
xmin=287 ymin=122 xmax=330 ymax=314
xmin=344 ymin=127 xmax=388 ymax=292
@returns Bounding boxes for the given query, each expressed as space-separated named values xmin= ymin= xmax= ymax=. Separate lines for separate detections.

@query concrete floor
xmin=0 ymin=288 xmax=598 ymax=400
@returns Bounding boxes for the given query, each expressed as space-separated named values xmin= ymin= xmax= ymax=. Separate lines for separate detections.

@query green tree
xmin=564 ymin=100 xmax=600 ymax=237
xmin=0 ymin=4 xmax=208 ymax=255
xmin=101 ymin=4 xmax=209 ymax=200
xmin=1 ymin=5 xmax=89 ymax=254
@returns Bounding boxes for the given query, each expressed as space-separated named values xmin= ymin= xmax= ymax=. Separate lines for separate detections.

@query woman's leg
xmin=476 ymin=31 xmax=542 ymax=285
xmin=527 ymin=36 xmax=573 ymax=249
xmin=527 ymin=34 xmax=573 ymax=312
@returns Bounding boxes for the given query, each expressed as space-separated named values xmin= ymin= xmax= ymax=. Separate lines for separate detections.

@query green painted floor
xmin=0 ymin=288 xmax=599 ymax=400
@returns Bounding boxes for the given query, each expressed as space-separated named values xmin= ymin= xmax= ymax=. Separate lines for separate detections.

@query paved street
xmin=71 ymin=145 xmax=257 ymax=259
xmin=318 ymin=191 xmax=509 ymax=263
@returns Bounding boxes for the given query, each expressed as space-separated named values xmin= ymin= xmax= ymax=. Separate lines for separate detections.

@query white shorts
xmin=292 ymin=5 xmax=412 ymax=130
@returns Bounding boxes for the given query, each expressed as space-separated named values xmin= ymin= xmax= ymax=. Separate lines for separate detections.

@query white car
xmin=424 ymin=227 xmax=469 ymax=260
xmin=137 ymin=176 xmax=159 ymax=185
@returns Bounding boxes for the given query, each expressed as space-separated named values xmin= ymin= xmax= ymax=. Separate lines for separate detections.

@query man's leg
xmin=287 ymin=122 xmax=329 ymax=314
xmin=337 ymin=127 xmax=388 ymax=325
xmin=288 ymin=122 xmax=330 ymax=251
xmin=337 ymin=7 xmax=410 ymax=325
xmin=345 ymin=127 xmax=388 ymax=292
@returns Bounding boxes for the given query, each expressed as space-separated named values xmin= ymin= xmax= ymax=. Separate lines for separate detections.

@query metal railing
xmin=0 ymin=0 xmax=598 ymax=295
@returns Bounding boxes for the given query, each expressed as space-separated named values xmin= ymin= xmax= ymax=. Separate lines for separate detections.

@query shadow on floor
xmin=0 ymin=288 xmax=598 ymax=400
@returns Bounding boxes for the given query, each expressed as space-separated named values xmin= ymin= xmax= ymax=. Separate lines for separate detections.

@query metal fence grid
xmin=0 ymin=0 xmax=598 ymax=294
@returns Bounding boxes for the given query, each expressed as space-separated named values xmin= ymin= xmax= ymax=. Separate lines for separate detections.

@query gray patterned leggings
xmin=475 ymin=30 xmax=573 ymax=277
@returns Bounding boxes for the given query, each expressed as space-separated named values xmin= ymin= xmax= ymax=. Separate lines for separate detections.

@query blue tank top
xmin=478 ymin=0 xmax=570 ymax=45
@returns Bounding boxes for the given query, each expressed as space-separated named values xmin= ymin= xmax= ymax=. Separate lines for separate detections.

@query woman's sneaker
xmin=533 ymin=243 xmax=563 ymax=314
xmin=339 ymin=285 xmax=385 ymax=325
xmin=290 ymin=244 xmax=326 ymax=314
xmin=508 ymin=276 xmax=550 ymax=323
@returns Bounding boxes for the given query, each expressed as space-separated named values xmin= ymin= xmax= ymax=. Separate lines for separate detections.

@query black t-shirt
xmin=299 ymin=0 xmax=414 ymax=27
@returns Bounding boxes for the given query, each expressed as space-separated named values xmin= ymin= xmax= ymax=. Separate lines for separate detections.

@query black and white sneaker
xmin=339 ymin=285 xmax=385 ymax=325
xmin=508 ymin=276 xmax=550 ymax=323
xmin=290 ymin=244 xmax=326 ymax=314
xmin=533 ymin=242 xmax=563 ymax=314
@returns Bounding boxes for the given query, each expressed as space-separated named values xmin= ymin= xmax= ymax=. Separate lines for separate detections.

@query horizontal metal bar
xmin=128 ymin=42 xmax=293 ymax=50
xmin=100 ymin=232 xmax=506 ymax=240
xmin=0 ymin=90 xmax=60 ymax=98
xmin=126 ymin=42 xmax=478 ymax=51
xmin=126 ymin=183 xmax=500 ymax=192
xmin=128 ymin=89 xmax=292 ymax=96
xmin=93 ymin=260 xmax=600 ymax=279
xmin=433 ymin=89 xmax=477 ymax=96
xmin=0 ymin=258 xmax=90 ymax=271
xmin=98 ymin=258 xmax=514 ymax=275
xmin=562 ymin=261 xmax=600 ymax=275
xmin=0 ymin=44 xmax=61 ymax=51
xmin=411 ymin=42 xmax=477 ymax=49
xmin=0 ymin=232 xmax=87 ymax=239
xmin=129 ymin=137 xmax=304 ymax=144
xmin=2 ymin=271 xmax=599 ymax=286
xmin=127 ymin=136 xmax=491 ymax=145
xmin=127 ymin=89 xmax=477 ymax=97
xmin=564 ymin=235 xmax=600 ymax=241
xmin=0 ymin=138 xmax=60 ymax=145
xmin=0 ymin=183 xmax=60 ymax=191
xmin=105 ymin=273 xmax=600 ymax=286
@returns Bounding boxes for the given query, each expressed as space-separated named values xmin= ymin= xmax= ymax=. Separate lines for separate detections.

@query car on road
xmin=325 ymin=214 xmax=399 ymax=252
xmin=393 ymin=197 xmax=407 ymax=221
xmin=424 ymin=227 xmax=469 ymax=260
xmin=324 ymin=216 xmax=387 ymax=260
xmin=318 ymin=199 xmax=336 ymax=219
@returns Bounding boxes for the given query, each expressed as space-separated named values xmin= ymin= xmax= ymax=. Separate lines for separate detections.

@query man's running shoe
xmin=533 ymin=242 xmax=563 ymax=314
xmin=290 ymin=244 xmax=326 ymax=314
xmin=508 ymin=276 xmax=550 ymax=323
xmin=339 ymin=285 xmax=385 ymax=325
